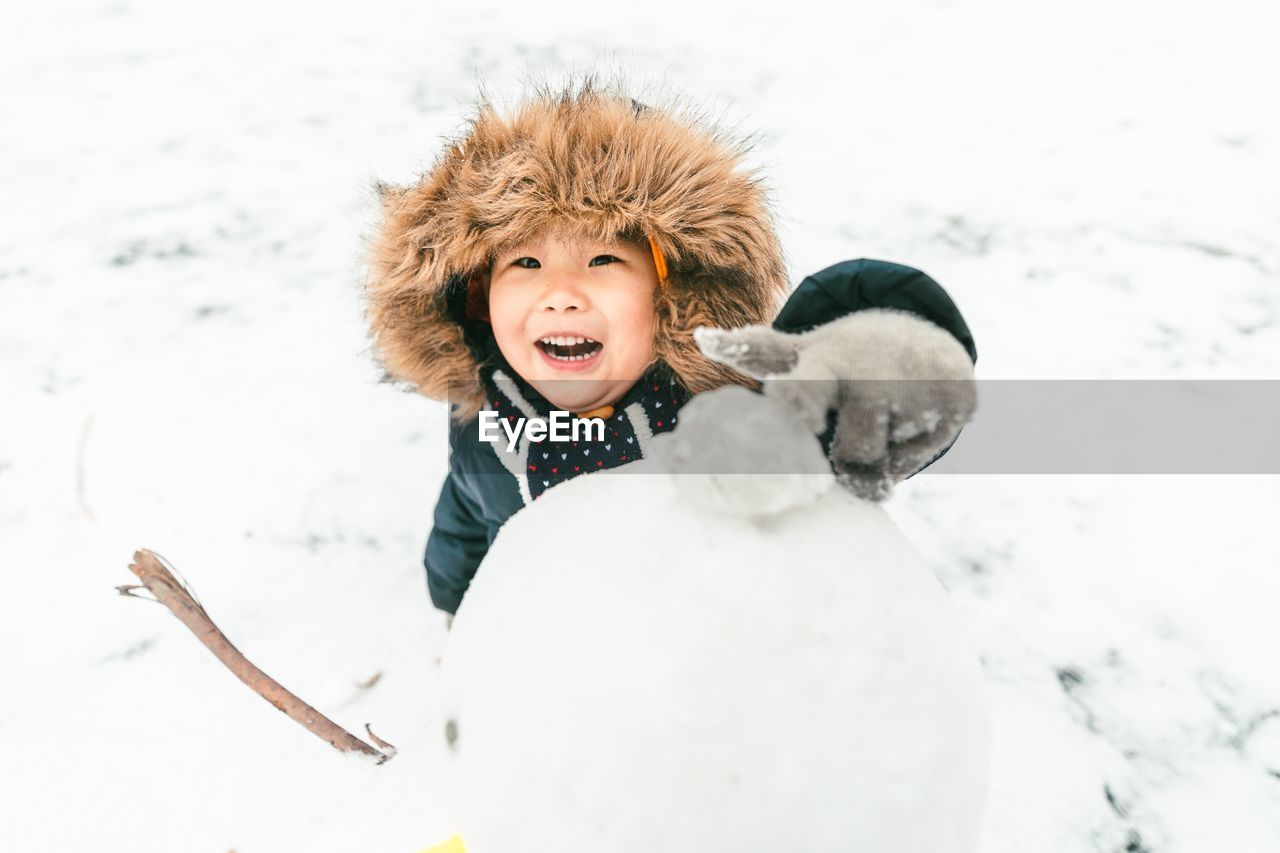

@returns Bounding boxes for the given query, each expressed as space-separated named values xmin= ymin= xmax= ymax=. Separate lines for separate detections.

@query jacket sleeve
xmin=772 ymin=258 xmax=977 ymax=362
xmin=423 ymin=470 xmax=492 ymax=615
xmin=772 ymin=258 xmax=978 ymax=475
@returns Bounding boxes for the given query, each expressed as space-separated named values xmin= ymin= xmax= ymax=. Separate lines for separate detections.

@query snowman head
xmin=647 ymin=384 xmax=834 ymax=521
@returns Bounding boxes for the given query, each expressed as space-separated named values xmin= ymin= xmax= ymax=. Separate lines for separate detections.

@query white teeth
xmin=539 ymin=335 xmax=597 ymax=346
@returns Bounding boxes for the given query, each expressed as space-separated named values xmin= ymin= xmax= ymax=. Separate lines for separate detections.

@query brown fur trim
xmin=362 ymin=73 xmax=788 ymax=422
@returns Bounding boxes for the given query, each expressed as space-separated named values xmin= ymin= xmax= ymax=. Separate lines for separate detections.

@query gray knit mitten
xmin=694 ymin=309 xmax=978 ymax=501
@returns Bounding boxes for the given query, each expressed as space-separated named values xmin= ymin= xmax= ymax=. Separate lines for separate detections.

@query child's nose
xmin=538 ymin=273 xmax=591 ymax=312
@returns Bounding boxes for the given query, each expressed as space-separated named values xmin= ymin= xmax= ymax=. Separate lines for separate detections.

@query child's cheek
xmin=487 ymin=291 xmax=533 ymax=368
xmin=612 ymin=312 xmax=649 ymax=369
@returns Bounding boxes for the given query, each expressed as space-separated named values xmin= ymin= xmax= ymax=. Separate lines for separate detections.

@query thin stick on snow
xmin=123 ymin=548 xmax=393 ymax=764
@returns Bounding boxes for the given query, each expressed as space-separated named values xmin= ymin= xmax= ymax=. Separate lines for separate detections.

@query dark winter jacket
xmin=424 ymin=258 xmax=977 ymax=614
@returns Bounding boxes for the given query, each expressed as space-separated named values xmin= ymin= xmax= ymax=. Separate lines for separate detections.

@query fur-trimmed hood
xmin=362 ymin=76 xmax=791 ymax=422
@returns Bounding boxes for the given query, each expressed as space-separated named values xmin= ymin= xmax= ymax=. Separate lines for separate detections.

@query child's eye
xmin=512 ymin=257 xmax=540 ymax=269
xmin=589 ymin=255 xmax=620 ymax=267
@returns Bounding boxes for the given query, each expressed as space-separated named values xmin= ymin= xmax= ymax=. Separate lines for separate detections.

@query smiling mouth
xmin=536 ymin=335 xmax=604 ymax=362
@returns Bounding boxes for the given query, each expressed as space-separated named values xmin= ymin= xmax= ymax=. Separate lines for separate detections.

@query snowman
xmin=435 ymin=316 xmax=991 ymax=853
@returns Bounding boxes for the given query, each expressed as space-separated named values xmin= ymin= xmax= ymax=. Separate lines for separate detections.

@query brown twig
xmin=125 ymin=548 xmax=392 ymax=763
xmin=364 ymin=723 xmax=397 ymax=755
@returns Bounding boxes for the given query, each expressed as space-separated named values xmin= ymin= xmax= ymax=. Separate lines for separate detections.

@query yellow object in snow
xmin=420 ymin=835 xmax=466 ymax=853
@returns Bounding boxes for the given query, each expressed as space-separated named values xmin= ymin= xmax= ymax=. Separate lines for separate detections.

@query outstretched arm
xmin=695 ymin=259 xmax=979 ymax=501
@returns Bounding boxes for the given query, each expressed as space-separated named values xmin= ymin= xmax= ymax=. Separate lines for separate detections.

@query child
xmin=364 ymin=76 xmax=977 ymax=617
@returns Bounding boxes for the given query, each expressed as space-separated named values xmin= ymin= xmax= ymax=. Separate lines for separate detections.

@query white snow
xmin=3 ymin=0 xmax=1279 ymax=851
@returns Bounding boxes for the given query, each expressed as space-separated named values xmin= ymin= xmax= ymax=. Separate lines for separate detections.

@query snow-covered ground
xmin=2 ymin=0 xmax=1278 ymax=850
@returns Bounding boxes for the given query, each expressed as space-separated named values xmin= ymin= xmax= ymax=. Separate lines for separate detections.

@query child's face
xmin=482 ymin=227 xmax=659 ymax=413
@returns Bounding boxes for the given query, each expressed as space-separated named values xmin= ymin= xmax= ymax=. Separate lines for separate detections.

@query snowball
xmin=439 ymin=446 xmax=992 ymax=851
xmin=647 ymin=385 xmax=834 ymax=520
